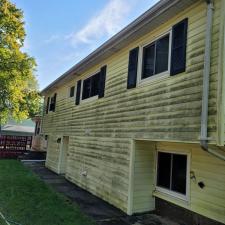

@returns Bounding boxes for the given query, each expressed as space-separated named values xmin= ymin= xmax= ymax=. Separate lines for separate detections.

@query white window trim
xmin=137 ymin=30 xmax=172 ymax=86
xmin=155 ymin=150 xmax=190 ymax=202
xmin=80 ymin=70 xmax=100 ymax=103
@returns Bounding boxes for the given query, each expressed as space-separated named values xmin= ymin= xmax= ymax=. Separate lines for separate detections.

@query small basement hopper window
xmin=156 ymin=152 xmax=188 ymax=198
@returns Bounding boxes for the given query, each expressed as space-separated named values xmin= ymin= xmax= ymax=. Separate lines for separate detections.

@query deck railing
xmin=0 ymin=135 xmax=32 ymax=158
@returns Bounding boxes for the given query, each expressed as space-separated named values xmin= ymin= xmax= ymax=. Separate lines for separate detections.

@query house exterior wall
xmin=132 ymin=141 xmax=225 ymax=224
xmin=131 ymin=141 xmax=156 ymax=214
xmin=41 ymin=0 xmax=225 ymax=223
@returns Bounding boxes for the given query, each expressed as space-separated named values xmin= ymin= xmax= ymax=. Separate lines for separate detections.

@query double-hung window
xmin=127 ymin=18 xmax=188 ymax=89
xmin=75 ymin=65 xmax=107 ymax=105
xmin=156 ymin=151 xmax=189 ymax=200
xmin=82 ymin=72 xmax=100 ymax=100
xmin=45 ymin=94 xmax=56 ymax=114
xmin=142 ymin=34 xmax=170 ymax=79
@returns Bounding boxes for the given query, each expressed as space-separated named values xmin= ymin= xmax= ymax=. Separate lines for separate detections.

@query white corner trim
xmin=127 ymin=140 xmax=136 ymax=215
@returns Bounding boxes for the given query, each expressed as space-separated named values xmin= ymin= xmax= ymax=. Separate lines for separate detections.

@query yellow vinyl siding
xmin=153 ymin=142 xmax=225 ymax=224
xmin=42 ymin=0 xmax=225 ymax=222
xmin=130 ymin=141 xmax=225 ymax=223
xmin=132 ymin=141 xmax=155 ymax=213
xmin=45 ymin=135 xmax=61 ymax=173
xmin=65 ymin=136 xmax=131 ymax=212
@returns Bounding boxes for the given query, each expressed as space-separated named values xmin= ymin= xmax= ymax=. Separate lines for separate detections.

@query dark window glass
xmin=142 ymin=44 xmax=155 ymax=79
xmin=172 ymin=154 xmax=187 ymax=194
xmin=70 ymin=86 xmax=75 ymax=97
xmin=49 ymin=96 xmax=55 ymax=111
xmin=157 ymin=152 xmax=187 ymax=196
xmin=157 ymin=152 xmax=171 ymax=189
xmin=155 ymin=35 xmax=169 ymax=74
xmin=82 ymin=72 xmax=100 ymax=100
xmin=142 ymin=34 xmax=169 ymax=79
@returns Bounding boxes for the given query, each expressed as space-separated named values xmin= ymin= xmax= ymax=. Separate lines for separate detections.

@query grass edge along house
xmin=40 ymin=0 xmax=225 ymax=224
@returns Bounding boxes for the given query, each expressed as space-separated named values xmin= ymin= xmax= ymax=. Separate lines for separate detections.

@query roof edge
xmin=41 ymin=0 xmax=192 ymax=95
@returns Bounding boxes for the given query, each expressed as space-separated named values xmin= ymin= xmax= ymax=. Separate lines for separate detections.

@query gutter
xmin=200 ymin=0 xmax=225 ymax=161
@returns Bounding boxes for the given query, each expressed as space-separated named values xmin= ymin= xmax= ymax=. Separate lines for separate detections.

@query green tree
xmin=0 ymin=0 xmax=41 ymax=125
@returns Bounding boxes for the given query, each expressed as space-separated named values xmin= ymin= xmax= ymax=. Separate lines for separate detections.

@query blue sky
xmin=12 ymin=0 xmax=159 ymax=90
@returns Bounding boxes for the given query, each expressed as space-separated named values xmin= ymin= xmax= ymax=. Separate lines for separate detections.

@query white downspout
xmin=200 ymin=0 xmax=225 ymax=161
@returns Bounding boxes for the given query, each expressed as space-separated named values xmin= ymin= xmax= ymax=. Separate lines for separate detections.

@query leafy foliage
xmin=0 ymin=0 xmax=41 ymax=124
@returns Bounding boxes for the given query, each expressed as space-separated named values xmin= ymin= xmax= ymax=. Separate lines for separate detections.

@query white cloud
xmin=67 ymin=0 xmax=133 ymax=47
xmin=44 ymin=34 xmax=61 ymax=44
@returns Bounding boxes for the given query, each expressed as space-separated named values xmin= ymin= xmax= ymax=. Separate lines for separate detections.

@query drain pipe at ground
xmin=200 ymin=0 xmax=225 ymax=161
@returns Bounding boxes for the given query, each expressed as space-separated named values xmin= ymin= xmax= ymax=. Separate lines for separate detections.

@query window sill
xmin=47 ymin=111 xmax=55 ymax=115
xmin=137 ymin=72 xmax=169 ymax=88
xmin=80 ymin=95 xmax=99 ymax=104
xmin=153 ymin=187 xmax=189 ymax=203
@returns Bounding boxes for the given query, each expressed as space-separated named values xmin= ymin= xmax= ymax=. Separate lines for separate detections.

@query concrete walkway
xmin=22 ymin=161 xmax=179 ymax=225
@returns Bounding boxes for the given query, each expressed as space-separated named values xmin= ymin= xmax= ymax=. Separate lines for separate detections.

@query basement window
xmin=156 ymin=151 xmax=189 ymax=200
xmin=82 ymin=72 xmax=100 ymax=100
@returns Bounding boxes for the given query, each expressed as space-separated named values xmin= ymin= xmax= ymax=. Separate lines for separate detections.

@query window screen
xmin=157 ymin=152 xmax=171 ymax=189
xmin=142 ymin=34 xmax=169 ymax=79
xmin=142 ymin=44 xmax=155 ymax=79
xmin=157 ymin=152 xmax=187 ymax=195
xmin=155 ymin=35 xmax=169 ymax=74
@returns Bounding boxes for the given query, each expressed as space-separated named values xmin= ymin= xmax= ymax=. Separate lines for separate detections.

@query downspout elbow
xmin=200 ymin=140 xmax=208 ymax=152
xmin=201 ymin=140 xmax=225 ymax=161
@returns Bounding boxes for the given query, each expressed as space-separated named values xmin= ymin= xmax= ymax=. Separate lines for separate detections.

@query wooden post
xmin=4 ymin=136 xmax=7 ymax=150
xmin=25 ymin=136 xmax=27 ymax=151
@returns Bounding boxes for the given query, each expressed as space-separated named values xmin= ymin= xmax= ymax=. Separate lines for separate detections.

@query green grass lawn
xmin=0 ymin=160 xmax=95 ymax=225
xmin=0 ymin=216 xmax=7 ymax=225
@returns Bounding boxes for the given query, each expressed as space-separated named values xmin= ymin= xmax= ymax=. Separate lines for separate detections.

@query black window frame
xmin=81 ymin=72 xmax=100 ymax=100
xmin=141 ymin=33 xmax=171 ymax=80
xmin=156 ymin=151 xmax=189 ymax=200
